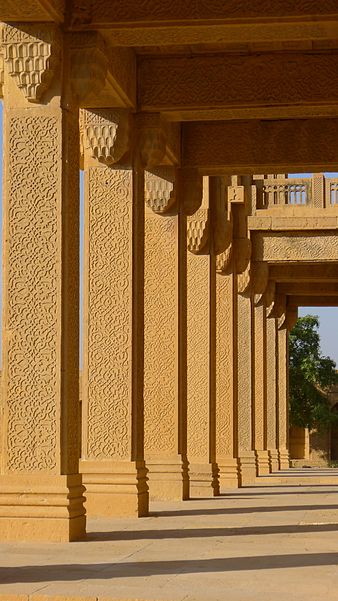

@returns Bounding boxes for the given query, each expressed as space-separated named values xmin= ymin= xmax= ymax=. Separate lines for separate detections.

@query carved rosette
xmin=2 ymin=23 xmax=60 ymax=102
xmin=83 ymin=109 xmax=130 ymax=165
xmin=216 ymin=244 xmax=232 ymax=274
xmin=187 ymin=208 xmax=209 ymax=254
xmin=145 ymin=168 xmax=176 ymax=214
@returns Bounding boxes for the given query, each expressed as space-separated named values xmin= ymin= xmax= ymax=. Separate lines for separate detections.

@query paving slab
xmin=1 ymin=469 xmax=338 ymax=601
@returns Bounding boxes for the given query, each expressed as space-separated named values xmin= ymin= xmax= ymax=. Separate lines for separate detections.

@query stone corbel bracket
xmin=178 ymin=168 xmax=203 ymax=216
xmin=81 ymin=108 xmax=130 ymax=166
xmin=216 ymin=244 xmax=233 ymax=275
xmin=238 ymin=260 xmax=268 ymax=298
xmin=285 ymin=308 xmax=298 ymax=331
xmin=262 ymin=280 xmax=276 ymax=309
xmin=145 ymin=167 xmax=176 ymax=215
xmin=267 ymin=293 xmax=286 ymax=319
xmin=2 ymin=23 xmax=61 ymax=103
xmin=71 ymin=33 xmax=108 ymax=105
xmin=233 ymin=237 xmax=251 ymax=275
xmin=137 ymin=113 xmax=180 ymax=169
xmin=187 ymin=208 xmax=210 ymax=254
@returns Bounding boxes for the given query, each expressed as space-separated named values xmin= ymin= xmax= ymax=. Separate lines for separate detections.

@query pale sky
xmin=0 ymin=104 xmax=337 ymax=365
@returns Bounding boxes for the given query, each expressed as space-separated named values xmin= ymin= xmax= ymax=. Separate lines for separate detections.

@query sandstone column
xmin=143 ymin=167 xmax=189 ymax=500
xmin=215 ymin=261 xmax=239 ymax=488
xmin=253 ymin=303 xmax=270 ymax=474
xmin=236 ymin=288 xmax=257 ymax=485
xmin=80 ymin=110 xmax=148 ymax=517
xmin=186 ymin=177 xmax=219 ymax=496
xmin=266 ymin=317 xmax=279 ymax=471
xmin=0 ymin=24 xmax=85 ymax=541
xmin=277 ymin=324 xmax=290 ymax=469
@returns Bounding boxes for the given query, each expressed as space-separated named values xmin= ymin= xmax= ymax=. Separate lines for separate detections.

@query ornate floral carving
xmin=187 ymin=208 xmax=209 ymax=254
xmin=2 ymin=24 xmax=60 ymax=103
xmin=145 ymin=167 xmax=176 ymax=214
xmin=5 ymin=115 xmax=59 ymax=471
xmin=83 ymin=109 xmax=130 ymax=165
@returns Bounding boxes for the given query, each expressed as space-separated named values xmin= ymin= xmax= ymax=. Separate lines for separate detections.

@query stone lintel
xmin=270 ymin=263 xmax=338 ymax=282
xmin=248 ymin=212 xmax=338 ymax=232
xmin=277 ymin=282 xmax=338 ymax=296
xmin=182 ymin=119 xmax=338 ymax=173
xmin=288 ymin=295 xmax=338 ymax=308
xmin=68 ymin=1 xmax=338 ymax=28
xmin=0 ymin=0 xmax=64 ymax=22
xmin=252 ymin=231 xmax=338 ymax=263
xmin=139 ymin=53 xmax=338 ymax=119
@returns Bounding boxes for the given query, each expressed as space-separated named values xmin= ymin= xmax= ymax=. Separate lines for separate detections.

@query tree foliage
xmin=289 ymin=315 xmax=338 ymax=429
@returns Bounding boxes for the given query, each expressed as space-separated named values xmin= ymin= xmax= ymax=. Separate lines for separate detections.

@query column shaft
xmin=277 ymin=327 xmax=290 ymax=469
xmin=266 ymin=317 xmax=279 ymax=471
xmin=0 ymin=29 xmax=85 ymax=541
xmin=253 ymin=303 xmax=270 ymax=474
xmin=80 ymin=158 xmax=148 ymax=517
xmin=236 ymin=290 xmax=256 ymax=485
xmin=215 ymin=266 xmax=239 ymax=488
xmin=144 ymin=186 xmax=188 ymax=500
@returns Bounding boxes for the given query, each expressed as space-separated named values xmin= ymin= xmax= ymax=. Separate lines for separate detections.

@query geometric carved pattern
xmin=145 ymin=167 xmax=176 ymax=214
xmin=216 ymin=244 xmax=232 ymax=274
xmin=86 ymin=166 xmax=131 ymax=459
xmin=6 ymin=115 xmax=59 ymax=471
xmin=2 ymin=24 xmax=60 ymax=103
xmin=83 ymin=109 xmax=130 ymax=165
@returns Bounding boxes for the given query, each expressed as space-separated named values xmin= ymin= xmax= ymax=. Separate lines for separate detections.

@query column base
xmin=146 ymin=455 xmax=189 ymax=501
xmin=189 ymin=462 xmax=219 ymax=497
xmin=268 ymin=449 xmax=280 ymax=472
xmin=278 ymin=448 xmax=290 ymax=470
xmin=80 ymin=460 xmax=148 ymax=517
xmin=217 ymin=457 xmax=240 ymax=489
xmin=255 ymin=450 xmax=271 ymax=476
xmin=0 ymin=474 xmax=86 ymax=542
xmin=238 ymin=451 xmax=257 ymax=486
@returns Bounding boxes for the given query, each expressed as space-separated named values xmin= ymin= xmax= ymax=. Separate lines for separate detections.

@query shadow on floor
xmin=151 ymin=503 xmax=338 ymax=517
xmin=2 ymin=553 xmax=338 ymax=583
xmin=87 ymin=522 xmax=338 ymax=542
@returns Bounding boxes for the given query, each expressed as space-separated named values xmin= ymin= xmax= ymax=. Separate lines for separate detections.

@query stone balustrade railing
xmin=254 ymin=175 xmax=338 ymax=209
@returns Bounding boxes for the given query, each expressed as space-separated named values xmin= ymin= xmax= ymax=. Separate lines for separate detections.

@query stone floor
xmin=1 ymin=468 xmax=338 ymax=601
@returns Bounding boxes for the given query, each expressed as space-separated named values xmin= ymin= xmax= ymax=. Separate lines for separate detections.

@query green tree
xmin=289 ymin=315 xmax=338 ymax=429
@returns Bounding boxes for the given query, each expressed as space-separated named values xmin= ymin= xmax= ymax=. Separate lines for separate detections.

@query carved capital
xmin=216 ymin=244 xmax=232 ymax=274
xmin=263 ymin=280 xmax=276 ymax=308
xmin=178 ymin=168 xmax=203 ymax=216
xmin=82 ymin=108 xmax=130 ymax=165
xmin=238 ymin=262 xmax=252 ymax=296
xmin=187 ymin=208 xmax=210 ymax=254
xmin=233 ymin=237 xmax=251 ymax=274
xmin=286 ymin=308 xmax=298 ymax=332
xmin=252 ymin=261 xmax=269 ymax=295
xmin=145 ymin=167 xmax=176 ymax=214
xmin=267 ymin=293 xmax=286 ymax=319
xmin=2 ymin=23 xmax=60 ymax=103
xmin=137 ymin=114 xmax=166 ymax=168
xmin=71 ymin=33 xmax=108 ymax=104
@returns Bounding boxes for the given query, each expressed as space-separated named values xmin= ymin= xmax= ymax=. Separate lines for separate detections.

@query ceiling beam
xmin=69 ymin=1 xmax=338 ymax=28
xmin=270 ymin=264 xmax=338 ymax=283
xmin=288 ymin=295 xmax=338 ymax=307
xmin=182 ymin=119 xmax=338 ymax=173
xmin=0 ymin=0 xmax=64 ymax=22
xmin=138 ymin=53 xmax=338 ymax=121
xmin=278 ymin=282 xmax=338 ymax=296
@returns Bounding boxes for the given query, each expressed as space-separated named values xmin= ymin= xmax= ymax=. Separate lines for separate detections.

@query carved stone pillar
xmin=236 ymin=290 xmax=257 ymax=485
xmin=253 ymin=303 xmax=270 ymax=475
xmin=80 ymin=109 xmax=148 ymax=517
xmin=186 ymin=177 xmax=219 ymax=497
xmin=266 ymin=317 xmax=279 ymax=471
xmin=215 ymin=260 xmax=239 ymax=488
xmin=0 ymin=24 xmax=85 ymax=541
xmin=143 ymin=167 xmax=189 ymax=500
xmin=277 ymin=325 xmax=290 ymax=469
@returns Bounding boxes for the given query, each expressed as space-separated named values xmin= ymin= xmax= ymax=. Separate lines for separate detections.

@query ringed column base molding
xmin=0 ymin=475 xmax=85 ymax=542
xmin=79 ymin=461 xmax=148 ymax=518
xmin=217 ymin=458 xmax=240 ymax=489
xmin=238 ymin=452 xmax=257 ymax=487
xmin=255 ymin=450 xmax=271 ymax=476
xmin=278 ymin=449 xmax=290 ymax=470
xmin=269 ymin=450 xmax=280 ymax=472
xmin=146 ymin=457 xmax=189 ymax=502
xmin=189 ymin=463 xmax=219 ymax=498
